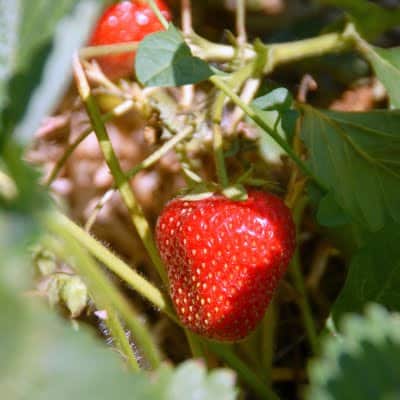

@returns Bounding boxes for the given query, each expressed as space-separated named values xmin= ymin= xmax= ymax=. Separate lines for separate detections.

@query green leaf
xmin=362 ymin=45 xmax=400 ymax=109
xmin=164 ymin=361 xmax=237 ymax=400
xmin=252 ymin=88 xmax=293 ymax=112
xmin=0 ymin=0 xmax=103 ymax=149
xmin=332 ymin=222 xmax=400 ymax=322
xmin=300 ymin=107 xmax=400 ymax=232
xmin=307 ymin=304 xmax=400 ymax=400
xmin=0 ymin=287 xmax=238 ymax=399
xmin=317 ymin=192 xmax=352 ymax=227
xmin=321 ymin=0 xmax=400 ymax=39
xmin=281 ymin=109 xmax=299 ymax=144
xmin=135 ymin=24 xmax=213 ymax=87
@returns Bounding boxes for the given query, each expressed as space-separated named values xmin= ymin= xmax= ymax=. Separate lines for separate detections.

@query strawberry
xmin=156 ymin=190 xmax=296 ymax=341
xmin=89 ymin=0 xmax=171 ymax=80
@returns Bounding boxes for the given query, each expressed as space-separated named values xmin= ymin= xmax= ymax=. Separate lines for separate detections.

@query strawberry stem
xmin=98 ymin=301 xmax=141 ymax=371
xmin=190 ymin=30 xmax=351 ymax=71
xmin=72 ymin=54 xmax=168 ymax=286
xmin=51 ymin=211 xmax=176 ymax=320
xmin=45 ymin=99 xmax=135 ymax=187
xmin=79 ymin=42 xmax=138 ymax=59
xmin=212 ymin=85 xmax=230 ymax=187
xmin=44 ymin=220 xmax=161 ymax=369
xmin=235 ymin=0 xmax=247 ymax=49
xmin=213 ymin=124 xmax=229 ymax=188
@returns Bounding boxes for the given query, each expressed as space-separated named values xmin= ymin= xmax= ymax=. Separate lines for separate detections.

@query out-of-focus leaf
xmin=333 ymin=222 xmax=400 ymax=322
xmin=0 ymin=283 xmax=238 ymax=400
xmin=307 ymin=304 xmax=400 ymax=400
xmin=0 ymin=0 xmax=103 ymax=149
xmin=162 ymin=361 xmax=237 ymax=400
xmin=135 ymin=24 xmax=213 ymax=87
xmin=320 ymin=0 xmax=400 ymax=39
xmin=301 ymin=107 xmax=400 ymax=232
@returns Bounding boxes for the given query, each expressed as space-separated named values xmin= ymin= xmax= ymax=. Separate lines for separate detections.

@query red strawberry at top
xmin=156 ymin=190 xmax=296 ymax=341
xmin=89 ymin=0 xmax=171 ymax=80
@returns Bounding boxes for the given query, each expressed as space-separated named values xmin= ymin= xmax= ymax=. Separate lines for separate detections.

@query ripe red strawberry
xmin=89 ymin=0 xmax=171 ymax=80
xmin=156 ymin=190 xmax=296 ymax=341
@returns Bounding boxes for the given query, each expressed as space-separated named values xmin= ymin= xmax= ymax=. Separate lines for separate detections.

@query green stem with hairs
xmin=191 ymin=30 xmax=351 ymax=71
xmin=98 ymin=303 xmax=141 ymax=371
xmin=52 ymin=211 xmax=176 ymax=320
xmin=73 ymin=54 xmax=168 ymax=286
xmin=46 ymin=99 xmax=135 ymax=186
xmin=212 ymin=90 xmax=229 ymax=187
xmin=45 ymin=221 xmax=162 ymax=369
xmin=85 ymin=123 xmax=195 ymax=230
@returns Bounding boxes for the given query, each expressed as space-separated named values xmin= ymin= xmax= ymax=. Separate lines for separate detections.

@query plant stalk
xmin=72 ymin=54 xmax=168 ymax=286
xmin=99 ymin=303 xmax=141 ymax=371
xmin=45 ymin=222 xmax=162 ymax=369
xmin=52 ymin=211 xmax=175 ymax=319
xmin=46 ymin=99 xmax=135 ymax=186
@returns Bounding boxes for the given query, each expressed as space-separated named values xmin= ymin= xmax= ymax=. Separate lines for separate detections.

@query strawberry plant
xmin=1 ymin=1 xmax=400 ymax=399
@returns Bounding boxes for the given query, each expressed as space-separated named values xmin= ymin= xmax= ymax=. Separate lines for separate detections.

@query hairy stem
xmin=99 ymin=303 xmax=140 ymax=371
xmin=46 ymin=99 xmax=135 ymax=186
xmin=52 ymin=211 xmax=175 ymax=320
xmin=73 ymin=54 xmax=168 ymax=285
xmin=192 ymin=31 xmax=351 ymax=71
xmin=45 ymin=222 xmax=161 ymax=368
